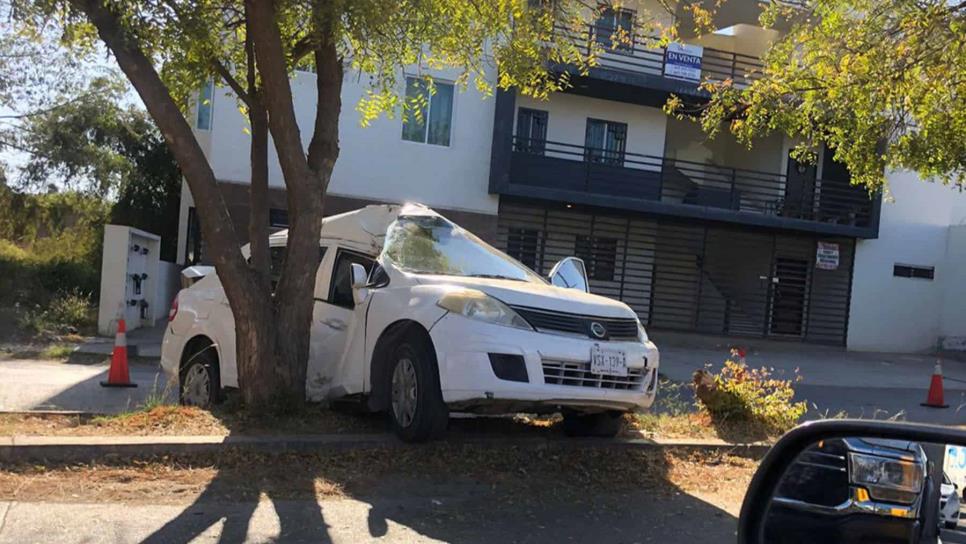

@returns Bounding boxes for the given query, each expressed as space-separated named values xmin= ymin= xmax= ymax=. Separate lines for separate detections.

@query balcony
xmin=553 ymin=23 xmax=764 ymax=101
xmin=497 ymin=137 xmax=879 ymax=238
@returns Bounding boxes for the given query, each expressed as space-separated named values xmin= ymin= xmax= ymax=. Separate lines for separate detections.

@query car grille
xmin=541 ymin=360 xmax=646 ymax=390
xmin=510 ymin=306 xmax=639 ymax=341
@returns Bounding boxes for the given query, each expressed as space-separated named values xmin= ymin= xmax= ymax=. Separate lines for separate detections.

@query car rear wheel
xmin=562 ymin=410 xmax=625 ymax=438
xmin=180 ymin=348 xmax=220 ymax=407
xmin=387 ymin=337 xmax=448 ymax=442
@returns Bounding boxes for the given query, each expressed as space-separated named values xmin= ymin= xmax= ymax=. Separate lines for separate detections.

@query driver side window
xmin=327 ymin=250 xmax=375 ymax=308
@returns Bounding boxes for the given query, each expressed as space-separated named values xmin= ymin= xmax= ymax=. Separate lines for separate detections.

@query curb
xmin=0 ymin=433 xmax=772 ymax=463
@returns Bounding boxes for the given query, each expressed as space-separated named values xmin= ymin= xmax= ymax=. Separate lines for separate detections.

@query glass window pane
xmin=196 ymin=80 xmax=213 ymax=130
xmin=427 ymin=82 xmax=454 ymax=146
xmin=401 ymin=78 xmax=428 ymax=143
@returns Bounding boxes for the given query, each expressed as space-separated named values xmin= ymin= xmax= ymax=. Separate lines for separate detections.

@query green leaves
xmin=693 ymin=0 xmax=966 ymax=191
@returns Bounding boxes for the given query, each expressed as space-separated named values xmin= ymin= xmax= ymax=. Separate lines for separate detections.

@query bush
xmin=16 ymin=289 xmax=95 ymax=335
xmin=693 ymin=351 xmax=807 ymax=435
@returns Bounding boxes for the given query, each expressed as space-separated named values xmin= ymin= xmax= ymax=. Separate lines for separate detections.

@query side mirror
xmin=738 ymin=420 xmax=966 ymax=544
xmin=548 ymin=257 xmax=589 ymax=293
xmin=350 ymin=263 xmax=369 ymax=306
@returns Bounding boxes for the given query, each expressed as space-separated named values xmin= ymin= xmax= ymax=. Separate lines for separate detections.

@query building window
xmin=515 ymin=108 xmax=549 ymax=155
xmin=585 ymin=119 xmax=627 ymax=166
xmin=893 ymin=264 xmax=934 ymax=280
xmin=507 ymin=228 xmax=540 ymax=270
xmin=575 ymin=235 xmax=617 ymax=281
xmin=185 ymin=207 xmax=205 ymax=264
xmin=594 ymin=6 xmax=635 ymax=52
xmin=196 ymin=80 xmax=214 ymax=131
xmin=401 ymin=77 xmax=455 ymax=146
xmin=269 ymin=208 xmax=289 ymax=228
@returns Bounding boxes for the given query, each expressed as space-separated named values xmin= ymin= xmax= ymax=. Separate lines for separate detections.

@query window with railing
xmin=575 ymin=235 xmax=618 ymax=281
xmin=593 ymin=6 xmax=635 ymax=52
xmin=584 ymin=119 xmax=627 ymax=166
xmin=515 ymin=108 xmax=549 ymax=155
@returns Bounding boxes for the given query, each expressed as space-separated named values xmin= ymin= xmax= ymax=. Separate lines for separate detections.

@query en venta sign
xmin=663 ymin=43 xmax=704 ymax=82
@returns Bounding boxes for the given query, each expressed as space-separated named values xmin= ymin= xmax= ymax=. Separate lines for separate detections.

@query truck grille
xmin=511 ymin=306 xmax=640 ymax=341
xmin=542 ymin=360 xmax=646 ymax=390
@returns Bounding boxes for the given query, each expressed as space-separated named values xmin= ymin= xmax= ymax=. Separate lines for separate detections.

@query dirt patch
xmin=0 ymin=446 xmax=759 ymax=513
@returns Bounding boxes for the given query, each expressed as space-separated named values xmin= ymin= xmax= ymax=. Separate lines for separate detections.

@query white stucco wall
xmin=847 ymin=171 xmax=966 ymax=352
xmin=516 ymin=93 xmax=668 ymax=159
xmin=940 ymin=225 xmax=966 ymax=350
xmin=205 ymin=68 xmax=499 ymax=215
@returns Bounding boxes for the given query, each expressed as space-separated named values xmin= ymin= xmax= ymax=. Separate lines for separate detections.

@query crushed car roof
xmin=267 ymin=202 xmax=439 ymax=255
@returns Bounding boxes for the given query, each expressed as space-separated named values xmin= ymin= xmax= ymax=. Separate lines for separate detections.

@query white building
xmin=177 ymin=1 xmax=966 ymax=353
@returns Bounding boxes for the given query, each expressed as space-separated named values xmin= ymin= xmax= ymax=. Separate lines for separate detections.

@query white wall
xmin=941 ymin=225 xmax=966 ymax=350
xmin=205 ymin=68 xmax=499 ymax=216
xmin=665 ymin=116 xmax=785 ymax=174
xmin=516 ymin=92 xmax=668 ymax=159
xmin=848 ymin=171 xmax=966 ymax=352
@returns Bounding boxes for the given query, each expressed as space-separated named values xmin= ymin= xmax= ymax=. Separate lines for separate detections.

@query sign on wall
xmin=816 ymin=242 xmax=840 ymax=270
xmin=664 ymin=43 xmax=704 ymax=82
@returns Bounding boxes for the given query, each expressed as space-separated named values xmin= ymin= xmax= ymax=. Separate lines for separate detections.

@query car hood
xmin=413 ymin=275 xmax=637 ymax=319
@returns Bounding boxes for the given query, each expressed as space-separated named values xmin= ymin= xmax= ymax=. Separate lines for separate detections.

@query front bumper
xmin=428 ymin=313 xmax=659 ymax=413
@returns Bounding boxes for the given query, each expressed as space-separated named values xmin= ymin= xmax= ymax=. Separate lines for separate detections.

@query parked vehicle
xmin=767 ymin=437 xmax=928 ymax=544
xmin=161 ymin=204 xmax=660 ymax=441
xmin=941 ymin=472 xmax=960 ymax=530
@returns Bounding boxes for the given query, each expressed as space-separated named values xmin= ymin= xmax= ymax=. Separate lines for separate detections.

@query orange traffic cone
xmin=921 ymin=360 xmax=947 ymax=408
xmin=100 ymin=318 xmax=137 ymax=388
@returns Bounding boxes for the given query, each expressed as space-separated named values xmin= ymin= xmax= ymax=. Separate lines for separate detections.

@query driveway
xmin=654 ymin=331 xmax=966 ymax=425
xmin=0 ymin=357 xmax=169 ymax=413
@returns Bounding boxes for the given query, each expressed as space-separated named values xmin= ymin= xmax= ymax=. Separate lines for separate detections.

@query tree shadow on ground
xmin=130 ymin=408 xmax=747 ymax=543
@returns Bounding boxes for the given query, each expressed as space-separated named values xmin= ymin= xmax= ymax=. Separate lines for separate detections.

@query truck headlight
xmin=849 ymin=452 xmax=924 ymax=504
xmin=437 ymin=289 xmax=532 ymax=331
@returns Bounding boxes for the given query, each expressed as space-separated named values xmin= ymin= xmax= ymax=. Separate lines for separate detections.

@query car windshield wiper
xmin=465 ymin=273 xmax=525 ymax=281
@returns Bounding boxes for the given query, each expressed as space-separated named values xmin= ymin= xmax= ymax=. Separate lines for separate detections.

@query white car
xmin=942 ymin=472 xmax=961 ymax=530
xmin=162 ymin=203 xmax=660 ymax=441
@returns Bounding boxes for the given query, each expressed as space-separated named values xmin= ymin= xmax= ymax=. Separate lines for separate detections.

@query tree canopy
xmin=675 ymin=0 xmax=966 ymax=192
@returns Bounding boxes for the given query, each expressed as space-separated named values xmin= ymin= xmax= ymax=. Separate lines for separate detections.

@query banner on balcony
xmin=816 ymin=242 xmax=840 ymax=270
xmin=664 ymin=43 xmax=704 ymax=82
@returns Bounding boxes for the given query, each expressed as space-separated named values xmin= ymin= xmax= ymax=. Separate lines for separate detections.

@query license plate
xmin=591 ymin=344 xmax=627 ymax=377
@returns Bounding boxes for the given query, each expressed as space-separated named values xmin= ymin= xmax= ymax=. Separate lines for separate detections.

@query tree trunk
xmin=75 ymin=0 xmax=278 ymax=406
xmin=246 ymin=0 xmax=335 ymax=402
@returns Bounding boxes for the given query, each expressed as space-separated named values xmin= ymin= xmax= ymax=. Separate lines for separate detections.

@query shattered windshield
xmin=382 ymin=215 xmax=544 ymax=282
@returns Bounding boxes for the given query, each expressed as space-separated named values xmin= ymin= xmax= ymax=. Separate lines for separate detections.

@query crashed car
xmin=162 ymin=204 xmax=660 ymax=441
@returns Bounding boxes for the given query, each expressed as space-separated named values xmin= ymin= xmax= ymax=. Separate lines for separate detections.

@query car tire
xmin=179 ymin=347 xmax=220 ymax=407
xmin=562 ymin=410 xmax=625 ymax=438
xmin=386 ymin=336 xmax=448 ymax=442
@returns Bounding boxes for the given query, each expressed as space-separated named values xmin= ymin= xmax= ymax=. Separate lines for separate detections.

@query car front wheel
xmin=387 ymin=337 xmax=448 ymax=442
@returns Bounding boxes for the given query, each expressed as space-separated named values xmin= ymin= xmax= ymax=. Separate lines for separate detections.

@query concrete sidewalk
xmin=76 ymin=323 xmax=165 ymax=358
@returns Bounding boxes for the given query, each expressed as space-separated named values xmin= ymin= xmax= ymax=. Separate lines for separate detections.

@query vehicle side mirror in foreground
xmin=350 ymin=263 xmax=369 ymax=305
xmin=738 ymin=420 xmax=966 ymax=544
xmin=548 ymin=257 xmax=589 ymax=293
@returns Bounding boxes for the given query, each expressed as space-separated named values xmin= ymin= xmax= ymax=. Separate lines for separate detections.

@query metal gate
xmin=497 ymin=201 xmax=855 ymax=345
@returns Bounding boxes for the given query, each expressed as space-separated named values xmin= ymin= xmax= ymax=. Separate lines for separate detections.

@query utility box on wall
xmin=97 ymin=225 xmax=180 ymax=336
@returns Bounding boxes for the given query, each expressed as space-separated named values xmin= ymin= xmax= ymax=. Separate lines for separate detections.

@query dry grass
xmin=630 ymin=412 xmax=779 ymax=443
xmin=0 ymin=445 xmax=759 ymax=508
xmin=0 ymin=405 xmax=386 ymax=437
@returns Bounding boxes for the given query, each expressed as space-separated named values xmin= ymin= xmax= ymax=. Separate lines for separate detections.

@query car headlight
xmin=638 ymin=321 xmax=649 ymax=343
xmin=849 ymin=452 xmax=924 ymax=504
xmin=437 ymin=289 xmax=532 ymax=331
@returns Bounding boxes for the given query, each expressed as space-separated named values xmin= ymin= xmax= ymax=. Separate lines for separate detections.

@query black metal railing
xmin=553 ymin=23 xmax=764 ymax=88
xmin=508 ymin=137 xmax=875 ymax=228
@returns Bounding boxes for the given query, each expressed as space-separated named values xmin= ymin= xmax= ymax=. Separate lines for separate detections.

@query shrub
xmin=17 ymin=289 xmax=95 ymax=335
xmin=693 ymin=351 xmax=807 ymax=435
